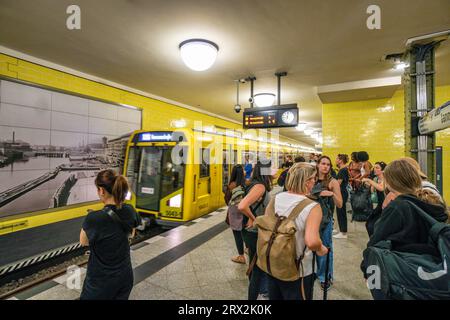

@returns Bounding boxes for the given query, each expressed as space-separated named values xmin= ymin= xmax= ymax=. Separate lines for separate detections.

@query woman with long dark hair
xmin=224 ymin=164 xmax=247 ymax=264
xmin=80 ymin=169 xmax=141 ymax=300
xmin=334 ymin=154 xmax=350 ymax=239
xmin=312 ymin=155 xmax=342 ymax=291
xmin=238 ymin=160 xmax=272 ymax=300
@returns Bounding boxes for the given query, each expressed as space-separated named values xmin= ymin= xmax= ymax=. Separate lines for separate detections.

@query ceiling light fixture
xmin=179 ymin=39 xmax=219 ymax=71
xmin=253 ymin=93 xmax=276 ymax=107
xmin=393 ymin=62 xmax=409 ymax=71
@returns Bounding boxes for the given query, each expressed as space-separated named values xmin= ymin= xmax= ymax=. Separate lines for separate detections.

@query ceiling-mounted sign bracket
xmin=275 ymin=72 xmax=287 ymax=106
xmin=245 ymin=76 xmax=257 ymax=108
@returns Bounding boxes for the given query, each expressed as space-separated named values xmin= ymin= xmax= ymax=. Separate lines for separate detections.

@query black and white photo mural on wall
xmin=0 ymin=80 xmax=142 ymax=218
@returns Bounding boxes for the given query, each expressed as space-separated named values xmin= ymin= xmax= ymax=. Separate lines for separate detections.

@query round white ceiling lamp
xmin=253 ymin=93 xmax=276 ymax=107
xmin=179 ymin=39 xmax=219 ymax=71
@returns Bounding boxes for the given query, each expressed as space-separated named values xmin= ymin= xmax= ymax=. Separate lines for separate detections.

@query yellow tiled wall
xmin=322 ymin=90 xmax=405 ymax=164
xmin=322 ymin=88 xmax=450 ymax=204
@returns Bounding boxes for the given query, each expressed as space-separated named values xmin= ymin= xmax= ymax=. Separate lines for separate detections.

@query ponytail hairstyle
xmin=95 ymin=169 xmax=129 ymax=208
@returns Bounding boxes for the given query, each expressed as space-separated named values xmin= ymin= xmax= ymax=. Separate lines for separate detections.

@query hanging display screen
xmin=243 ymin=104 xmax=298 ymax=129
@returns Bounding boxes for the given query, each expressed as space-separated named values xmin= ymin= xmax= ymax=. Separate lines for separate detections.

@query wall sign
xmin=418 ymin=101 xmax=450 ymax=135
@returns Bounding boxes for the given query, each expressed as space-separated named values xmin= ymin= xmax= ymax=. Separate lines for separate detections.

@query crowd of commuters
xmin=79 ymin=152 xmax=448 ymax=300
xmin=224 ymin=152 xmax=449 ymax=300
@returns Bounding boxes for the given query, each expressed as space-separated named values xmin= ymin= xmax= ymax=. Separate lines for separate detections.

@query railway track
xmin=0 ymin=224 xmax=167 ymax=300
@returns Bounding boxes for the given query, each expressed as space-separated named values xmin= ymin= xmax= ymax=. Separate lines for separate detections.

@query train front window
xmin=160 ymin=147 xmax=185 ymax=200
xmin=133 ymin=146 xmax=185 ymax=212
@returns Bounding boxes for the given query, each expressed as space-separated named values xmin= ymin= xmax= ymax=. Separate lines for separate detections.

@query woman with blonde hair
xmin=361 ymin=159 xmax=449 ymax=299
xmin=266 ymin=162 xmax=328 ymax=300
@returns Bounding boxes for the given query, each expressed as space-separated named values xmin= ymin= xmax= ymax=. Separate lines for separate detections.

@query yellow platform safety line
xmin=0 ymin=202 xmax=103 ymax=236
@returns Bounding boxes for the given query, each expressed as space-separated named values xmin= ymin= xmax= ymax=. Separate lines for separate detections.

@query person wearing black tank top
xmin=313 ymin=156 xmax=342 ymax=291
xmin=80 ymin=169 xmax=141 ymax=300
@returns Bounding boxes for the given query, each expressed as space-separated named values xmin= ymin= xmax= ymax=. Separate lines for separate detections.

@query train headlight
xmin=167 ymin=194 xmax=182 ymax=208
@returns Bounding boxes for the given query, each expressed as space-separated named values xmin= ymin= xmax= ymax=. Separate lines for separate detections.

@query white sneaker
xmin=333 ymin=232 xmax=348 ymax=239
xmin=332 ymin=229 xmax=339 ymax=235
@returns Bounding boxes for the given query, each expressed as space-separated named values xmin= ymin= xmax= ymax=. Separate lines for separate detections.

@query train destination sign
xmin=136 ymin=131 xmax=186 ymax=142
xmin=243 ymin=104 xmax=299 ymax=129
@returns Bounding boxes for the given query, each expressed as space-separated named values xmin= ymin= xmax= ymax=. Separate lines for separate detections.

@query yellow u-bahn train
xmin=0 ymin=127 xmax=307 ymax=276
xmin=123 ymin=128 xmax=305 ymax=226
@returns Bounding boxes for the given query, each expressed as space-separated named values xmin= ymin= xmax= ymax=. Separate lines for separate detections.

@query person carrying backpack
xmin=224 ymin=164 xmax=247 ymax=264
xmin=238 ymin=161 xmax=272 ymax=300
xmin=310 ymin=155 xmax=343 ymax=291
xmin=361 ymin=159 xmax=450 ymax=300
xmin=255 ymin=162 xmax=328 ymax=300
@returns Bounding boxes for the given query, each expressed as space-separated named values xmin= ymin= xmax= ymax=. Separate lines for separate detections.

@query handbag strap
xmin=104 ymin=207 xmax=132 ymax=237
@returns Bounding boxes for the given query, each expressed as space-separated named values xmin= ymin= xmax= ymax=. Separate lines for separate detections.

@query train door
xmin=222 ymin=145 xmax=233 ymax=193
xmin=221 ymin=146 xmax=239 ymax=205
xmin=195 ymin=147 xmax=211 ymax=216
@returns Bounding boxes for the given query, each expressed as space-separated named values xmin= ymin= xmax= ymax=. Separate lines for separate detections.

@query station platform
xmin=7 ymin=191 xmax=373 ymax=300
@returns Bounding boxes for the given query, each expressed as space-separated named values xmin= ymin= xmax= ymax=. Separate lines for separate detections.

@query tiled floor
xmin=9 ymin=189 xmax=373 ymax=300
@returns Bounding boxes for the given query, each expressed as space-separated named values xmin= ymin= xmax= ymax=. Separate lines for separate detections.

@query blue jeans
xmin=316 ymin=220 xmax=334 ymax=283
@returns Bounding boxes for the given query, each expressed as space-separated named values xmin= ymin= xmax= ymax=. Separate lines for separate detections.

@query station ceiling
xmin=0 ymin=0 xmax=449 ymax=146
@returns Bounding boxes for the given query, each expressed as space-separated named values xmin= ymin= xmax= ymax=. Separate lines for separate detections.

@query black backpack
xmin=310 ymin=182 xmax=333 ymax=232
xmin=350 ymin=184 xmax=372 ymax=221
xmin=363 ymin=201 xmax=450 ymax=300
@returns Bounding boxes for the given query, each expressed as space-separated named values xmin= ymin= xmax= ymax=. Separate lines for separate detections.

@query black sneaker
xmin=320 ymin=281 xmax=332 ymax=291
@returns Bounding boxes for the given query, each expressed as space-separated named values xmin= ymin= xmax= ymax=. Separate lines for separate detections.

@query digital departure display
xmin=243 ymin=104 xmax=298 ymax=129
